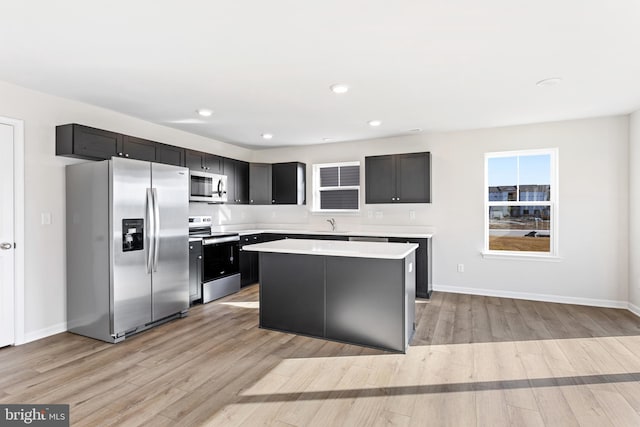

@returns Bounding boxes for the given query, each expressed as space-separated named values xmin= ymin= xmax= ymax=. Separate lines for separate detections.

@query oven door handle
xmin=203 ymin=236 xmax=239 ymax=245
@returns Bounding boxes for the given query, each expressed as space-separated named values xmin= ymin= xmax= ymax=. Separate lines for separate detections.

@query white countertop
xmin=243 ymin=238 xmax=418 ymax=259
xmin=235 ymin=228 xmax=433 ymax=239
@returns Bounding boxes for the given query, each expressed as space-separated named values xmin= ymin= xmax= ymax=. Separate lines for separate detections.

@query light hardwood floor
xmin=1 ymin=286 xmax=640 ymax=426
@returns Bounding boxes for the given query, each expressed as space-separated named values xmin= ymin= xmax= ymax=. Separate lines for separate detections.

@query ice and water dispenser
xmin=122 ymin=218 xmax=144 ymax=252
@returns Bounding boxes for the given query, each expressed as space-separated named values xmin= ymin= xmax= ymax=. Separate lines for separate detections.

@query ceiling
xmin=1 ymin=1 xmax=639 ymax=149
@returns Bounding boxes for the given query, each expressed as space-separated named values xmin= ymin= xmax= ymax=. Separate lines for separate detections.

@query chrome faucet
xmin=327 ymin=218 xmax=336 ymax=232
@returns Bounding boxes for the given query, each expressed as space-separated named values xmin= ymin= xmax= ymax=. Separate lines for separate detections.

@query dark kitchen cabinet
xmin=240 ymin=234 xmax=262 ymax=287
xmin=189 ymin=240 xmax=203 ymax=304
xmin=223 ymin=158 xmax=249 ymax=204
xmin=365 ymin=152 xmax=431 ymax=203
xmin=56 ymin=124 xmax=123 ymax=160
xmin=122 ymin=135 xmax=156 ymax=162
xmin=272 ymin=162 xmax=306 ymax=205
xmin=186 ymin=150 xmax=223 ymax=174
xmin=249 ymin=163 xmax=272 ymax=205
xmin=388 ymin=237 xmax=432 ymax=298
xmin=156 ymin=143 xmax=185 ymax=167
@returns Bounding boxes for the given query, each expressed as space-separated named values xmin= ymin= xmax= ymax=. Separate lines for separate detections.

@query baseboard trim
xmin=18 ymin=322 xmax=67 ymax=345
xmin=432 ymin=284 xmax=628 ymax=309
xmin=628 ymin=302 xmax=640 ymax=318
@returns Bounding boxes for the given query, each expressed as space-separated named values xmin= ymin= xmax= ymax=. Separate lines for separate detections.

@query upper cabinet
xmin=249 ymin=163 xmax=272 ymax=205
xmin=56 ymin=124 xmax=185 ymax=167
xmin=223 ymin=158 xmax=249 ymax=204
xmin=155 ymin=143 xmax=185 ymax=167
xmin=185 ymin=150 xmax=223 ymax=174
xmin=56 ymin=124 xmax=306 ymax=205
xmin=272 ymin=162 xmax=306 ymax=205
xmin=122 ymin=135 xmax=157 ymax=162
xmin=365 ymin=152 xmax=431 ymax=203
xmin=56 ymin=124 xmax=123 ymax=160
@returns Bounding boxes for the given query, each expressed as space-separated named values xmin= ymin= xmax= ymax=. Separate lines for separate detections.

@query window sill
xmin=481 ymin=251 xmax=562 ymax=262
xmin=310 ymin=210 xmax=360 ymax=216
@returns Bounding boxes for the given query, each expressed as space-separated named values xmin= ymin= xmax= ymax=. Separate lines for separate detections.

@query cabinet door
xmin=122 ymin=136 xmax=157 ymax=162
xmin=272 ymin=162 xmax=305 ymax=204
xmin=73 ymin=124 xmax=123 ymax=160
xmin=389 ymin=237 xmax=428 ymax=298
xmin=235 ymin=160 xmax=249 ymax=204
xmin=186 ymin=150 xmax=205 ymax=171
xmin=189 ymin=241 xmax=202 ymax=302
xmin=249 ymin=163 xmax=272 ymax=205
xmin=205 ymin=154 xmax=223 ymax=174
xmin=156 ymin=143 xmax=185 ymax=167
xmin=223 ymin=157 xmax=238 ymax=203
xmin=365 ymin=155 xmax=396 ymax=203
xmin=396 ymin=152 xmax=431 ymax=203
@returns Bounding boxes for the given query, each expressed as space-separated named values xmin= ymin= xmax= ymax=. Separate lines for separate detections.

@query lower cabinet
xmin=389 ymin=237 xmax=432 ymax=298
xmin=239 ymin=232 xmax=432 ymax=299
xmin=240 ymin=234 xmax=262 ymax=287
xmin=189 ymin=241 xmax=202 ymax=304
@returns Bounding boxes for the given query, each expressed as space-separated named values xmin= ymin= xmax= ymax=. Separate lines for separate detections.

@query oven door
xmin=189 ymin=171 xmax=214 ymax=202
xmin=202 ymin=237 xmax=239 ymax=282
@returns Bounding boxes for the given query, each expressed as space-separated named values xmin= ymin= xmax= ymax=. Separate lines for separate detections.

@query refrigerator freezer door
xmin=151 ymin=162 xmax=189 ymax=321
xmin=111 ymin=158 xmax=153 ymax=334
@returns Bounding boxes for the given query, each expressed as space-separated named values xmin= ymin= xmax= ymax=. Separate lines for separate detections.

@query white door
xmin=0 ymin=123 xmax=15 ymax=347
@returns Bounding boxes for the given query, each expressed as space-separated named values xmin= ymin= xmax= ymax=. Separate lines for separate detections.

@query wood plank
xmin=0 ymin=288 xmax=638 ymax=426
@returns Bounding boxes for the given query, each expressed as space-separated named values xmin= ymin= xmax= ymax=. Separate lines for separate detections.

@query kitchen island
xmin=243 ymin=239 xmax=418 ymax=352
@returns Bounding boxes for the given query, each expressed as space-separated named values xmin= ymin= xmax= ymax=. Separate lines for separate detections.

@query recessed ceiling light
xmin=330 ymin=84 xmax=350 ymax=94
xmin=409 ymin=128 xmax=423 ymax=133
xmin=536 ymin=77 xmax=563 ymax=87
xmin=261 ymin=133 xmax=273 ymax=140
xmin=196 ymin=108 xmax=213 ymax=117
xmin=368 ymin=120 xmax=382 ymax=127
xmin=322 ymin=138 xmax=334 ymax=142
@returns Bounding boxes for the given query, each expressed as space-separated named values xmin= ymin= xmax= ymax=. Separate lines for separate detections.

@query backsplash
xmin=189 ymin=202 xmax=435 ymax=232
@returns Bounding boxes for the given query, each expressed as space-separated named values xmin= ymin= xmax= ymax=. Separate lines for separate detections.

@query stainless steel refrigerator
xmin=66 ymin=157 xmax=189 ymax=343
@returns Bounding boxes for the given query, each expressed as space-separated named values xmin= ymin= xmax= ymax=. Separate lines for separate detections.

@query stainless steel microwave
xmin=189 ymin=170 xmax=228 ymax=203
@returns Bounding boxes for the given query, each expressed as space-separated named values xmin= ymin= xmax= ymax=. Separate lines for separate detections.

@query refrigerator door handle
xmin=146 ymin=188 xmax=154 ymax=274
xmin=152 ymin=188 xmax=160 ymax=272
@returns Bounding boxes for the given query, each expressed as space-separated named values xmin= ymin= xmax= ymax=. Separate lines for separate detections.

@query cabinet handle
xmin=189 ymin=245 xmax=193 ymax=249
xmin=391 ymin=197 xmax=395 ymax=201
xmin=272 ymin=200 xmax=275 ymax=203
xmin=118 ymin=152 xmax=123 ymax=156
xmin=250 ymin=200 xmax=254 ymax=203
xmin=125 ymin=153 xmax=129 ymax=158
xmin=397 ymin=198 xmax=400 ymax=201
xmin=198 ymin=255 xmax=202 ymax=259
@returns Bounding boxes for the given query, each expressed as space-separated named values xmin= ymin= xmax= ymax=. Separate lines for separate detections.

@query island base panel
xmin=259 ymin=253 xmax=325 ymax=337
xmin=326 ymin=256 xmax=406 ymax=352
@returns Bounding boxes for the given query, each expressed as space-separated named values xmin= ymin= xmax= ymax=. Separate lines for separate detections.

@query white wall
xmin=253 ymin=116 xmax=630 ymax=307
xmin=629 ymin=110 xmax=640 ymax=315
xmin=0 ymin=81 xmax=252 ymax=342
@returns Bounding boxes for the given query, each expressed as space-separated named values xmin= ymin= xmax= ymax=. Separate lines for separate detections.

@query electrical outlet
xmin=457 ymin=263 xmax=464 ymax=273
xmin=41 ymin=212 xmax=51 ymax=225
xmin=409 ymin=211 xmax=416 ymax=220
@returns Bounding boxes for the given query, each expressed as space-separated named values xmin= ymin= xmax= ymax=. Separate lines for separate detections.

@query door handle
xmin=146 ymin=189 xmax=154 ymax=274
xmin=152 ymin=188 xmax=160 ymax=272
xmin=0 ymin=242 xmax=12 ymax=250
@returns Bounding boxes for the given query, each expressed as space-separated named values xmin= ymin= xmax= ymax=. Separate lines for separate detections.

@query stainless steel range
xmin=189 ymin=216 xmax=240 ymax=303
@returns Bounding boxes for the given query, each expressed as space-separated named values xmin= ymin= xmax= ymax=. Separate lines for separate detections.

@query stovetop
xmin=189 ymin=216 xmax=238 ymax=240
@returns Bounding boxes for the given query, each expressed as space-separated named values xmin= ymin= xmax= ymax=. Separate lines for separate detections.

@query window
xmin=485 ymin=149 xmax=558 ymax=256
xmin=312 ymin=162 xmax=360 ymax=212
